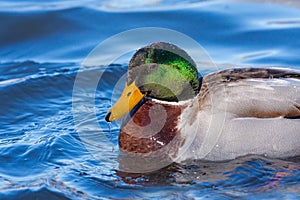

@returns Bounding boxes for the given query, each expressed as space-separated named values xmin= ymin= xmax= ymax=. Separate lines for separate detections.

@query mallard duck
xmin=105 ymin=42 xmax=300 ymax=162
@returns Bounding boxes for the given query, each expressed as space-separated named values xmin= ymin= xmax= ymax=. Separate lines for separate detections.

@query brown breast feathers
xmin=119 ymin=100 xmax=186 ymax=154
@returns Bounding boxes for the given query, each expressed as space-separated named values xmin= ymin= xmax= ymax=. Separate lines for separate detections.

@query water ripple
xmin=1 ymin=0 xmax=300 ymax=199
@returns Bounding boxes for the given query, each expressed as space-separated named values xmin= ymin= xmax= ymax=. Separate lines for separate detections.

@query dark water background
xmin=1 ymin=0 xmax=300 ymax=199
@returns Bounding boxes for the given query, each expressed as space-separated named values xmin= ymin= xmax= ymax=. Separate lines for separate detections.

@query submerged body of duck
xmin=105 ymin=42 xmax=300 ymax=162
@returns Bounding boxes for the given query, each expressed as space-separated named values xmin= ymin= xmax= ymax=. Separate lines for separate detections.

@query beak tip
xmin=105 ymin=112 xmax=112 ymax=122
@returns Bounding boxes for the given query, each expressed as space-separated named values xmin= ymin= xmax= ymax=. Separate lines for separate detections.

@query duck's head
xmin=105 ymin=42 xmax=201 ymax=122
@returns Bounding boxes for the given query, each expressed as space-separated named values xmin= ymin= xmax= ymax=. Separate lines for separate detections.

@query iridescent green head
xmin=127 ymin=42 xmax=200 ymax=102
xmin=105 ymin=42 xmax=201 ymax=122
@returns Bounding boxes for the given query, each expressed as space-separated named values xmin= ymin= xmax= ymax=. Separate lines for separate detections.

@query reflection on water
xmin=1 ymin=0 xmax=300 ymax=199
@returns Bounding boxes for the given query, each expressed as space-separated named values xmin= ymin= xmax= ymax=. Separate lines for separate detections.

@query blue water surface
xmin=1 ymin=0 xmax=300 ymax=199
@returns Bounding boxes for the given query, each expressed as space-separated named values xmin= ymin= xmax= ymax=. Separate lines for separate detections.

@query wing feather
xmin=199 ymin=68 xmax=300 ymax=118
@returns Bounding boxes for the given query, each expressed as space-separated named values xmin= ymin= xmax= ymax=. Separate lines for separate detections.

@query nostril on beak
xmin=105 ymin=112 xmax=111 ymax=122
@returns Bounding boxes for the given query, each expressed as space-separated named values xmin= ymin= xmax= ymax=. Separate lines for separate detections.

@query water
xmin=1 ymin=0 xmax=300 ymax=199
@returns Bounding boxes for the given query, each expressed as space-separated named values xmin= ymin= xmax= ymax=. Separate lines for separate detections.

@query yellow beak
xmin=105 ymin=81 xmax=145 ymax=122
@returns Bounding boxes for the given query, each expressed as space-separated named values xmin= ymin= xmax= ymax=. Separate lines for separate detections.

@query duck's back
xmin=181 ymin=68 xmax=300 ymax=161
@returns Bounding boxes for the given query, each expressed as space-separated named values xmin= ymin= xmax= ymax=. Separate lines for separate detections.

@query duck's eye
xmin=127 ymin=91 xmax=132 ymax=97
xmin=149 ymin=64 xmax=158 ymax=71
